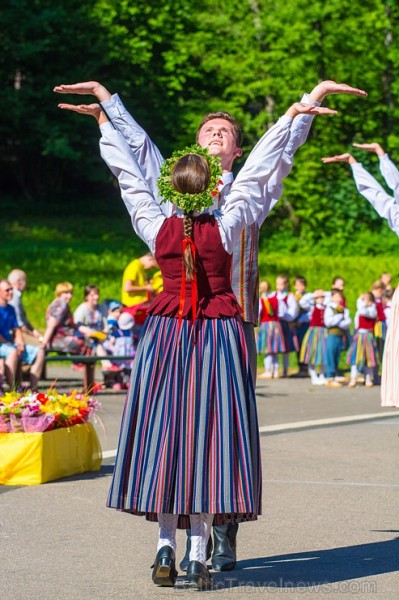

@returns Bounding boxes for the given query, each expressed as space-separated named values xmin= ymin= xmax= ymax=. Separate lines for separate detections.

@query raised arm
xmin=54 ymin=81 xmax=169 ymax=212
xmin=99 ymin=123 xmax=166 ymax=253
xmin=353 ymin=142 xmax=399 ymax=202
xmin=322 ymin=152 xmax=399 ymax=237
xmin=218 ymin=103 xmax=337 ymax=252
xmin=245 ymin=80 xmax=367 ymax=225
xmin=55 ymin=96 xmax=166 ymax=252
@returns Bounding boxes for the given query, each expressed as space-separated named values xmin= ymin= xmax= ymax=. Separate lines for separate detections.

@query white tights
xmin=157 ymin=513 xmax=214 ymax=565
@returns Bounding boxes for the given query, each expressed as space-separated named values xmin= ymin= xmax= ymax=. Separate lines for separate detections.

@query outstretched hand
xmin=54 ymin=81 xmax=111 ymax=102
xmin=57 ymin=102 xmax=108 ymax=125
xmin=287 ymin=102 xmax=337 ymax=118
xmin=353 ymin=142 xmax=384 ymax=156
xmin=321 ymin=153 xmax=356 ymax=165
xmin=309 ymin=80 xmax=368 ymax=103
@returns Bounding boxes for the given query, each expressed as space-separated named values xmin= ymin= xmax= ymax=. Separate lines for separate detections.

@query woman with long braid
xmin=58 ymin=99 xmax=336 ymax=590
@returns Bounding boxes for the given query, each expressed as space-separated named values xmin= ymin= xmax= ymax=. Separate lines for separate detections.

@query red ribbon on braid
xmin=178 ymin=237 xmax=198 ymax=327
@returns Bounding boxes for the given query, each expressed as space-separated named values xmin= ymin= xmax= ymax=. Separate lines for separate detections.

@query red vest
xmin=259 ymin=295 xmax=279 ymax=322
xmin=148 ymin=215 xmax=242 ymax=319
xmin=375 ymin=299 xmax=386 ymax=322
xmin=310 ymin=305 xmax=325 ymax=327
xmin=358 ymin=315 xmax=375 ymax=331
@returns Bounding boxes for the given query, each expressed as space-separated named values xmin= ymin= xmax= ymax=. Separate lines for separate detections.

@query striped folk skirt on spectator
xmin=107 ymin=314 xmax=262 ymax=529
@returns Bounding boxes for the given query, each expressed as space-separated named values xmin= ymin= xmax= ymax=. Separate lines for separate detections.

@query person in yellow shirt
xmin=121 ymin=253 xmax=159 ymax=307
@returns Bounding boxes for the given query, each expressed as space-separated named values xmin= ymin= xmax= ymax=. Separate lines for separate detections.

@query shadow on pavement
xmin=208 ymin=537 xmax=399 ymax=590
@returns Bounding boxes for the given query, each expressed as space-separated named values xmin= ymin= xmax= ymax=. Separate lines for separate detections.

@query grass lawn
xmin=1 ymin=216 xmax=398 ymax=334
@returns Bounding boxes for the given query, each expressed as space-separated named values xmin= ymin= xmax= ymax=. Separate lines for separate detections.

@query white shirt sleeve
xmin=100 ymin=94 xmax=173 ymax=216
xmin=356 ymin=297 xmax=377 ymax=319
xmin=99 ymin=122 xmax=166 ymax=254
xmin=216 ymin=115 xmax=293 ymax=253
xmin=379 ymin=154 xmax=399 ymax=202
xmin=282 ymin=293 xmax=299 ymax=321
xmin=324 ymin=305 xmax=351 ymax=329
xmin=299 ymin=292 xmax=314 ymax=311
xmin=262 ymin=94 xmax=318 ymax=224
xmin=351 ymin=163 xmax=399 ymax=237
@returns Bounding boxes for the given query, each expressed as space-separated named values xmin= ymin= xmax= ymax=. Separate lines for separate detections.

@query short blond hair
xmin=55 ymin=281 xmax=73 ymax=297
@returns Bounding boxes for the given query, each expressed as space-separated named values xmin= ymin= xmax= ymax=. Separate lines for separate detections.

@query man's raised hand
xmin=54 ymin=81 xmax=111 ymax=102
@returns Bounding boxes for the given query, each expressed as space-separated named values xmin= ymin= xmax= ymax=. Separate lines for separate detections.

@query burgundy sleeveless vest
xmin=148 ymin=215 xmax=242 ymax=319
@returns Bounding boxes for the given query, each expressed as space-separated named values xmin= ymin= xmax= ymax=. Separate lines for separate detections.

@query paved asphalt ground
xmin=1 ymin=366 xmax=398 ymax=599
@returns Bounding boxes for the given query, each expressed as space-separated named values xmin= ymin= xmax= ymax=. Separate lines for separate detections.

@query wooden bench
xmin=44 ymin=353 xmax=134 ymax=392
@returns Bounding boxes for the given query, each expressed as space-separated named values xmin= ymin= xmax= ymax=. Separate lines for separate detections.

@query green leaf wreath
xmin=157 ymin=144 xmax=222 ymax=214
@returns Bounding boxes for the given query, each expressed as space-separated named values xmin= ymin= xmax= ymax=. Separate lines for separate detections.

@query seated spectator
xmin=121 ymin=253 xmax=158 ymax=307
xmin=42 ymin=282 xmax=87 ymax=354
xmin=8 ymin=269 xmax=42 ymax=342
xmin=73 ymin=284 xmax=117 ymax=373
xmin=0 ymin=279 xmax=45 ymax=389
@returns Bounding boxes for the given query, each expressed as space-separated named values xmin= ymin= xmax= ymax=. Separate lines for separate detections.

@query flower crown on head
xmin=157 ymin=144 xmax=223 ymax=214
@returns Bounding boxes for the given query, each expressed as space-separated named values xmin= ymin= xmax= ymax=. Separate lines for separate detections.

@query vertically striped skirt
xmin=107 ymin=315 xmax=262 ymax=529
xmin=381 ymin=286 xmax=399 ymax=407
xmin=299 ymin=326 xmax=327 ymax=366
xmin=281 ymin=320 xmax=299 ymax=353
xmin=346 ymin=331 xmax=378 ymax=368
xmin=257 ymin=321 xmax=286 ymax=354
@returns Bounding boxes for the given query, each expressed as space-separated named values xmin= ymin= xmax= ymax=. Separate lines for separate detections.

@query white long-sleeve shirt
xmin=324 ymin=303 xmax=351 ymax=330
xmin=99 ymin=114 xmax=294 ymax=255
xmin=351 ymin=163 xmax=399 ymax=237
xmin=276 ymin=291 xmax=299 ymax=322
xmin=101 ymin=93 xmax=318 ymax=224
xmin=379 ymin=154 xmax=399 ymax=202
xmin=354 ymin=297 xmax=377 ymax=330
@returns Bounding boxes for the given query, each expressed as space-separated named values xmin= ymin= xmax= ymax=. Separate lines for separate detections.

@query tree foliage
xmin=0 ymin=0 xmax=398 ymax=250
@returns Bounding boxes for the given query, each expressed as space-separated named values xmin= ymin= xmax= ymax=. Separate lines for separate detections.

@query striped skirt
xmin=346 ymin=331 xmax=378 ymax=368
xmin=381 ymin=286 xmax=399 ymax=407
xmin=107 ymin=315 xmax=262 ymax=529
xmin=299 ymin=326 xmax=327 ymax=366
xmin=281 ymin=320 xmax=299 ymax=353
xmin=257 ymin=321 xmax=286 ymax=354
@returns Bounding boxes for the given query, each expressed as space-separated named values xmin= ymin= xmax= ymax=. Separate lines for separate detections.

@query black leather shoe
xmin=179 ymin=530 xmax=213 ymax=571
xmin=186 ymin=560 xmax=213 ymax=590
xmin=211 ymin=523 xmax=238 ymax=571
xmin=151 ymin=545 xmax=178 ymax=587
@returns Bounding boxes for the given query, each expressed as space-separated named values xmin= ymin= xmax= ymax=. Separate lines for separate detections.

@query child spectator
xmin=106 ymin=301 xmax=123 ymax=332
xmin=276 ymin=274 xmax=299 ymax=377
xmin=292 ymin=275 xmax=310 ymax=375
xmin=380 ymin=272 xmax=393 ymax=294
xmin=324 ymin=290 xmax=351 ymax=388
xmin=257 ymin=280 xmax=287 ymax=379
xmin=347 ymin=292 xmax=378 ymax=388
xmin=371 ymin=280 xmax=387 ymax=381
xmin=299 ymin=289 xmax=327 ymax=385
xmin=383 ymin=288 xmax=394 ymax=328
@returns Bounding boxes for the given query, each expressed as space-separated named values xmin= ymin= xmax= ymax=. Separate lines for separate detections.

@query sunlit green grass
xmin=1 ymin=217 xmax=398 ymax=333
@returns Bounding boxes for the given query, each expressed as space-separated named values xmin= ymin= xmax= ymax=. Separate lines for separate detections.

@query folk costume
xmin=100 ymin=114 xmax=295 ymax=584
xmin=346 ymin=297 xmax=378 ymax=387
xmin=324 ymin=301 xmax=351 ymax=382
xmin=299 ymin=291 xmax=327 ymax=384
xmin=257 ymin=293 xmax=287 ymax=378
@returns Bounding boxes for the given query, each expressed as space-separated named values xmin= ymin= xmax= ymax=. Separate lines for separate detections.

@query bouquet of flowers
xmin=0 ymin=389 xmax=101 ymax=433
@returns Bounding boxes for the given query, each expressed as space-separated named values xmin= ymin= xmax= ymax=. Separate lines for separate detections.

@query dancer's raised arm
xmin=322 ymin=153 xmax=399 ymax=236
xmin=353 ymin=142 xmax=399 ymax=202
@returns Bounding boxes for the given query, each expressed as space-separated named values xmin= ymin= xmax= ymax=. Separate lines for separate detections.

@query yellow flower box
xmin=0 ymin=423 xmax=102 ymax=486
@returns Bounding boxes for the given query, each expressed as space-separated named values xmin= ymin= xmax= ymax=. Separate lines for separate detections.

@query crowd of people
xmin=256 ymin=273 xmax=394 ymax=388
xmin=0 ymin=261 xmax=162 ymax=393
